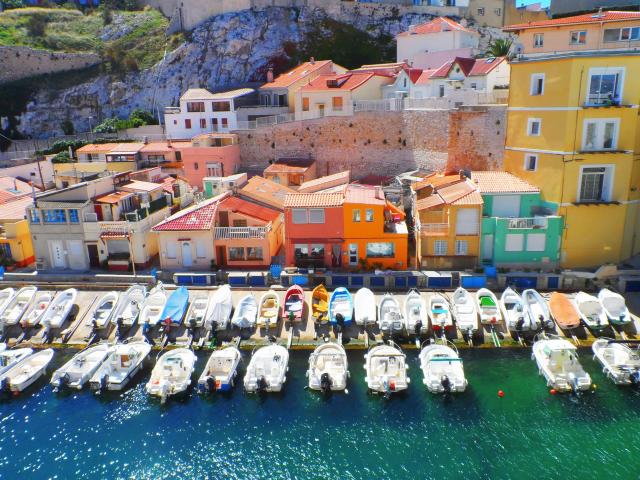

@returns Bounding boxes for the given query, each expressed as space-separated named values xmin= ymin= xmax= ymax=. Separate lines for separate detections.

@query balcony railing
xmin=419 ymin=223 xmax=449 ymax=235
xmin=507 ymin=217 xmax=548 ymax=229
xmin=164 ymin=107 xmax=180 ymax=114
xmin=214 ymin=225 xmax=270 ymax=239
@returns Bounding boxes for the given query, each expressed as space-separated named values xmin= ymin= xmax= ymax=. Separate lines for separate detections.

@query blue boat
xmin=160 ymin=287 xmax=190 ymax=325
xmin=328 ymin=287 xmax=353 ymax=326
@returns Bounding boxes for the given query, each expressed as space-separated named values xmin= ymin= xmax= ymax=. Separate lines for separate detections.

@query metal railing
xmin=419 ymin=223 xmax=449 ymax=235
xmin=214 ymin=224 xmax=270 ymax=239
xmin=353 ymin=98 xmax=403 ymax=112
xmin=507 ymin=217 xmax=548 ymax=229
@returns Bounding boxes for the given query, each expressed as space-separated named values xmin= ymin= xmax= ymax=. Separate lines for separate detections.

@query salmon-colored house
xmin=180 ymin=133 xmax=240 ymax=192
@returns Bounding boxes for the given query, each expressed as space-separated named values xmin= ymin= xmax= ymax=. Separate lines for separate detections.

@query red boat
xmin=282 ymin=285 xmax=305 ymax=323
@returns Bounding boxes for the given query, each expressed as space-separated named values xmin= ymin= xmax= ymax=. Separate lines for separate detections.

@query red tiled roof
xmin=161 ymin=177 xmax=176 ymax=194
xmin=413 ymin=173 xmax=462 ymax=192
xmin=217 ymin=196 xmax=279 ymax=223
xmin=504 ymin=10 xmax=640 ymax=31
xmin=468 ymin=57 xmax=506 ymax=76
xmin=404 ymin=67 xmax=423 ymax=84
xmin=264 ymin=158 xmax=315 ymax=174
xmin=76 ymin=143 xmax=119 ymax=153
xmin=122 ymin=180 xmax=163 ymax=193
xmin=344 ymin=184 xmax=386 ymax=206
xmin=298 ymin=170 xmax=350 ymax=193
xmin=352 ymin=62 xmax=408 ymax=76
xmin=0 ymin=176 xmax=36 ymax=196
xmin=300 ymin=72 xmax=391 ymax=92
xmin=95 ymin=191 xmax=133 ymax=204
xmin=397 ymin=17 xmax=475 ymax=37
xmin=415 ymin=178 xmax=483 ymax=210
xmin=452 ymin=190 xmax=483 ymax=206
xmin=260 ymin=60 xmax=334 ymax=89
xmin=284 ymin=192 xmax=344 ymax=208
xmin=152 ymin=196 xmax=221 ymax=231
xmin=471 ymin=171 xmax=539 ymax=194
xmin=0 ymin=196 xmax=33 ymax=221
xmin=430 ymin=57 xmax=475 ymax=78
xmin=239 ymin=176 xmax=295 ymax=210
xmin=415 ymin=68 xmax=438 ymax=85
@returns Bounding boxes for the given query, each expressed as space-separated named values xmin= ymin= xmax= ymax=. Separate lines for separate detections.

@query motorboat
xmin=231 ymin=295 xmax=258 ymax=329
xmin=574 ymin=291 xmax=609 ymax=332
xmin=282 ymin=285 xmax=305 ymax=324
xmin=257 ymin=290 xmax=280 ymax=328
xmin=0 ymin=347 xmax=33 ymax=377
xmin=113 ymin=284 xmax=147 ymax=327
xmin=328 ymin=287 xmax=353 ymax=327
xmin=428 ymin=293 xmax=454 ymax=334
xmin=22 ymin=292 xmax=53 ymax=328
xmin=185 ymin=293 xmax=212 ymax=329
xmin=0 ymin=288 xmax=16 ymax=317
xmin=0 ymin=286 xmax=37 ymax=327
xmin=364 ymin=342 xmax=409 ymax=395
xmin=87 ymin=291 xmax=119 ymax=330
xmin=522 ymin=289 xmax=553 ymax=330
xmin=404 ymin=289 xmax=427 ymax=335
xmin=160 ymin=287 xmax=189 ymax=326
xmin=311 ymin=284 xmax=329 ymax=324
xmin=598 ymin=289 xmax=632 ymax=327
xmin=354 ymin=287 xmax=376 ymax=327
xmin=244 ymin=343 xmax=289 ymax=393
xmin=592 ymin=338 xmax=640 ymax=385
xmin=476 ymin=288 xmax=501 ymax=325
xmin=89 ymin=340 xmax=151 ymax=392
xmin=378 ymin=294 xmax=403 ymax=334
xmin=139 ymin=283 xmax=168 ymax=326
xmin=419 ymin=342 xmax=467 ymax=394
xmin=0 ymin=349 xmax=54 ymax=393
xmin=146 ymin=348 xmax=197 ymax=402
xmin=42 ymin=288 xmax=77 ymax=329
xmin=451 ymin=287 xmax=478 ymax=335
xmin=548 ymin=292 xmax=581 ymax=330
xmin=51 ymin=343 xmax=112 ymax=390
xmin=198 ymin=346 xmax=242 ymax=393
xmin=500 ymin=287 xmax=530 ymax=332
xmin=532 ymin=336 xmax=591 ymax=392
xmin=307 ymin=342 xmax=349 ymax=392
xmin=205 ymin=285 xmax=232 ymax=331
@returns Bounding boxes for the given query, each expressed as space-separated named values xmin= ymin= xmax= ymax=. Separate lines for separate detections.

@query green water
xmin=1 ymin=349 xmax=639 ymax=479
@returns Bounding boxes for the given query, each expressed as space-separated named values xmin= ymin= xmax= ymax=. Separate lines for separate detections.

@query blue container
xmin=547 ymin=276 xmax=559 ymax=290
xmin=174 ymin=274 xmax=192 ymax=286
xmin=249 ymin=274 xmax=266 ymax=287
xmin=351 ymin=276 xmax=364 ymax=287
xmin=332 ymin=275 xmax=349 ymax=287
xmin=292 ymin=275 xmax=308 ymax=286
xmin=407 ymin=274 xmax=418 ymax=288
xmin=192 ymin=275 xmax=208 ymax=286
xmin=461 ymin=275 xmax=487 ymax=289
xmin=228 ymin=273 xmax=248 ymax=287
xmin=369 ymin=276 xmax=385 ymax=288
xmin=428 ymin=276 xmax=452 ymax=289
xmin=507 ymin=276 xmax=537 ymax=289
xmin=394 ymin=276 xmax=407 ymax=289
xmin=484 ymin=265 xmax=497 ymax=279
xmin=270 ymin=264 xmax=282 ymax=279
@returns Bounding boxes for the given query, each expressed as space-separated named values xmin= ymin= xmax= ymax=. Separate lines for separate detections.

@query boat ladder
xmin=337 ymin=331 xmax=343 ymax=345
xmin=287 ymin=328 xmax=294 ymax=349
xmin=569 ymin=329 xmax=581 ymax=346
xmin=364 ymin=327 xmax=370 ymax=349
xmin=490 ymin=326 xmax=501 ymax=348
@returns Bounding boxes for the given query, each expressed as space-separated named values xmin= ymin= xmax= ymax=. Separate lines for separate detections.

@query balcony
xmin=419 ymin=223 xmax=449 ymax=236
xmin=164 ymin=107 xmax=181 ymax=114
xmin=214 ymin=224 xmax=271 ymax=240
xmin=507 ymin=217 xmax=548 ymax=229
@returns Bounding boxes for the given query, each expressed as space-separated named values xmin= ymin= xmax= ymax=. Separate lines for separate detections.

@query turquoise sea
xmin=1 ymin=348 xmax=640 ymax=480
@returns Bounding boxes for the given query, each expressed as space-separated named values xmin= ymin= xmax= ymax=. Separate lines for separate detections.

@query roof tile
xmin=260 ymin=60 xmax=334 ymax=89
xmin=152 ymin=196 xmax=220 ymax=231
xmin=284 ymin=192 xmax=344 ymax=208
xmin=397 ymin=17 xmax=476 ymax=37
xmin=217 ymin=196 xmax=279 ymax=223
xmin=298 ymin=170 xmax=350 ymax=193
xmin=504 ymin=10 xmax=640 ymax=31
xmin=471 ymin=171 xmax=540 ymax=194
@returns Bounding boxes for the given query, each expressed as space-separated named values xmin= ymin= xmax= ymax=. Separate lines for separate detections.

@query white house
xmin=382 ymin=68 xmax=423 ymax=99
xmin=164 ymin=88 xmax=255 ymax=140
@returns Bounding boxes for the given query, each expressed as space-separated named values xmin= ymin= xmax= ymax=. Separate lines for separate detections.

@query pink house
xmin=180 ymin=133 xmax=240 ymax=192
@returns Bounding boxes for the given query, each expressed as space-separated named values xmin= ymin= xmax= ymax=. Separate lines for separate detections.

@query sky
xmin=518 ymin=0 xmax=551 ymax=6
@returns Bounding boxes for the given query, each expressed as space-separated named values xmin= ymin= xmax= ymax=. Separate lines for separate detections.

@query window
xmin=185 ymin=119 xmax=192 ymax=129
xmin=524 ymin=153 xmax=538 ymax=172
xmin=352 ymin=209 xmax=361 ymax=222
xmin=147 ymin=155 xmax=166 ymax=163
xmin=292 ymin=209 xmax=307 ymax=224
xmin=212 ymin=118 xmax=218 ymax=131
xmin=310 ymin=244 xmax=325 ymax=259
xmin=199 ymin=118 xmax=206 ymax=129
xmin=43 ymin=209 xmax=66 ymax=224
xmin=534 ymin=33 xmax=544 ymax=48
xmin=587 ymin=68 xmax=623 ymax=105
xmin=247 ymin=247 xmax=263 ymax=260
xmin=207 ymin=163 xmax=222 ymax=177
xmin=186 ymin=102 xmax=205 ymax=112
xmin=527 ymin=118 xmax=541 ymax=136
xmin=302 ymin=97 xmax=310 ymax=112
xmin=221 ymin=118 xmax=228 ymax=128
xmin=530 ymin=73 xmax=544 ymax=96
xmin=212 ymin=101 xmax=230 ymax=112
xmin=505 ymin=233 xmax=524 ymax=252
xmin=366 ymin=242 xmax=394 ymax=258
xmin=233 ymin=219 xmax=247 ymax=227
xmin=175 ymin=151 xmax=182 ymax=161
xmin=604 ymin=27 xmax=640 ymax=42
xmin=309 ymin=209 xmax=325 ymax=224
xmin=433 ymin=240 xmax=447 ymax=256
xmin=194 ymin=162 xmax=199 ymax=170
xmin=196 ymin=241 xmax=206 ymax=258
xmin=0 ymin=243 xmax=11 ymax=258
xmin=526 ymin=233 xmax=546 ymax=252
xmin=68 ymin=209 xmax=79 ymax=224
xmin=438 ymin=85 xmax=445 ymax=97
xmin=29 ymin=209 xmax=40 ymax=224
xmin=294 ymin=244 xmax=309 ymax=259
xmin=332 ymin=96 xmax=343 ymax=111
xmin=494 ymin=8 xmax=501 ymax=16
xmin=166 ymin=242 xmax=177 ymax=259
xmin=582 ymin=119 xmax=618 ymax=151
xmin=578 ymin=166 xmax=613 ymax=203
xmin=477 ymin=7 xmax=484 ymax=15
xmin=470 ymin=82 xmax=477 ymax=90
xmin=365 ymin=209 xmax=374 ymax=222
xmin=570 ymin=31 xmax=587 ymax=45
xmin=228 ymin=247 xmax=245 ymax=261
xmin=455 ymin=240 xmax=468 ymax=255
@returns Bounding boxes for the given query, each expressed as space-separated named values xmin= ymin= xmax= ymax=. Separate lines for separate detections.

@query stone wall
xmin=236 ymin=106 xmax=506 ymax=177
xmin=0 ymin=46 xmax=101 ymax=85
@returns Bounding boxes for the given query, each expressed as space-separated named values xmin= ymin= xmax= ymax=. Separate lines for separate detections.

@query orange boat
xmin=549 ymin=292 xmax=581 ymax=330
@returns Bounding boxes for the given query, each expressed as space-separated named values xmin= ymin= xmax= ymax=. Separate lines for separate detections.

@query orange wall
xmin=180 ymin=145 xmax=240 ymax=191
xmin=284 ymin=206 xmax=344 ymax=266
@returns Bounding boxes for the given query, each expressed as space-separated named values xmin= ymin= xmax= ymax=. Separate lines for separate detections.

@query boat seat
xmin=315 ymin=357 xmax=325 ymax=370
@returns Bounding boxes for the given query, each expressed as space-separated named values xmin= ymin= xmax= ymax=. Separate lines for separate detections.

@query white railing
xmin=353 ymin=98 xmax=403 ymax=112
xmin=214 ymin=225 xmax=270 ymax=239
xmin=99 ymin=221 xmax=130 ymax=237
xmin=507 ymin=217 xmax=548 ymax=229
xmin=419 ymin=223 xmax=449 ymax=235
xmin=404 ymin=90 xmax=509 ymax=110
xmin=164 ymin=107 xmax=181 ymax=114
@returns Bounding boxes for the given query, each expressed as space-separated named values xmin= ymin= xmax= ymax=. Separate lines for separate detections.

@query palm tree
xmin=486 ymin=38 xmax=513 ymax=57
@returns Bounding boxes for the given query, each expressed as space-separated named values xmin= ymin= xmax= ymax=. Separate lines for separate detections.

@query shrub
xmin=26 ymin=14 xmax=47 ymax=37
xmin=93 ymin=117 xmax=118 ymax=133
xmin=52 ymin=151 xmax=72 ymax=163
xmin=60 ymin=119 xmax=75 ymax=135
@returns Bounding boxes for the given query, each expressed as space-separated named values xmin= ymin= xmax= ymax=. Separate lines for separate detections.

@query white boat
xmin=146 ymin=348 xmax=197 ymax=402
xmin=89 ymin=340 xmax=151 ymax=392
xmin=51 ymin=344 xmax=112 ymax=390
xmin=139 ymin=283 xmax=167 ymax=326
xmin=257 ymin=290 xmax=280 ymax=328
xmin=185 ymin=293 xmax=212 ymax=329
xmin=364 ymin=342 xmax=409 ymax=395
xmin=1 ymin=349 xmax=54 ymax=393
xmin=198 ymin=346 xmax=241 ymax=393
xmin=0 ymin=347 xmax=33 ymax=377
xmin=354 ymin=288 xmax=376 ymax=326
xmin=206 ymin=285 xmax=233 ymax=331
xmin=0 ymin=343 xmax=4 ymax=352
xmin=113 ymin=284 xmax=147 ymax=327
xmin=42 ymin=288 xmax=77 ymax=329
xmin=419 ymin=342 xmax=467 ymax=394
xmin=307 ymin=342 xmax=349 ymax=392
xmin=0 ymin=286 xmax=37 ymax=327
xmin=597 ymin=289 xmax=631 ymax=327
xmin=428 ymin=293 xmax=453 ymax=333
xmin=451 ymin=287 xmax=478 ymax=335
xmin=592 ymin=339 xmax=640 ymax=386
xmin=244 ymin=344 xmax=289 ymax=393
xmin=87 ymin=291 xmax=119 ymax=330
xmin=574 ymin=291 xmax=609 ymax=332
xmin=476 ymin=288 xmax=501 ymax=325
xmin=231 ymin=294 xmax=258 ymax=329
xmin=532 ymin=336 xmax=592 ymax=392
xmin=378 ymin=294 xmax=403 ymax=334
xmin=22 ymin=292 xmax=53 ymax=328
xmin=0 ymin=288 xmax=16 ymax=317
xmin=500 ymin=287 xmax=530 ymax=332
xmin=522 ymin=289 xmax=553 ymax=330
xmin=404 ymin=289 xmax=427 ymax=334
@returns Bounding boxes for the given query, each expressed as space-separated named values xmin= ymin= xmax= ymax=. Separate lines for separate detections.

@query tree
xmin=26 ymin=14 xmax=47 ymax=37
xmin=60 ymin=119 xmax=74 ymax=135
xmin=486 ymin=38 xmax=512 ymax=57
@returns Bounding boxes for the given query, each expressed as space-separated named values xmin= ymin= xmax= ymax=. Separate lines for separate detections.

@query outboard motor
xmin=142 ymin=321 xmax=155 ymax=345
xmin=59 ymin=372 xmax=71 ymax=389
xmin=257 ymin=376 xmax=268 ymax=393
xmin=115 ymin=317 xmax=123 ymax=341
xmin=97 ymin=374 xmax=109 ymax=393
xmin=516 ymin=317 xmax=525 ymax=331
xmin=205 ymin=376 xmax=216 ymax=393
xmin=414 ymin=320 xmax=422 ymax=336
xmin=320 ymin=372 xmax=332 ymax=394
xmin=630 ymin=370 xmax=640 ymax=386
xmin=0 ymin=377 xmax=8 ymax=392
xmin=335 ymin=313 xmax=344 ymax=333
xmin=441 ymin=375 xmax=452 ymax=394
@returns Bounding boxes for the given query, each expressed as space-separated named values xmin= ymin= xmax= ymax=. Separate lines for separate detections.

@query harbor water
xmin=2 ymin=348 xmax=640 ymax=479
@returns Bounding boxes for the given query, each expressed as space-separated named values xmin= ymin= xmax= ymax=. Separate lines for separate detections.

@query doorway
xmin=216 ymin=246 xmax=226 ymax=267
xmin=49 ymin=240 xmax=66 ymax=269
xmin=182 ymin=242 xmax=193 ymax=267
xmin=348 ymin=243 xmax=358 ymax=266
xmin=87 ymin=244 xmax=100 ymax=268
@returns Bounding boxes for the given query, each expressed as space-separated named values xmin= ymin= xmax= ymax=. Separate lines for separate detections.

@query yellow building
xmin=0 ymin=197 xmax=36 ymax=268
xmin=503 ymin=11 xmax=640 ymax=268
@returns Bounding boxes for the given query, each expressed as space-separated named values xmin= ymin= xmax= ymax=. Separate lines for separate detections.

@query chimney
xmin=459 ymin=169 xmax=466 ymax=180
xmin=310 ymin=57 xmax=315 ymax=65
xmin=267 ymin=68 xmax=274 ymax=83
xmin=143 ymin=136 xmax=148 ymax=145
